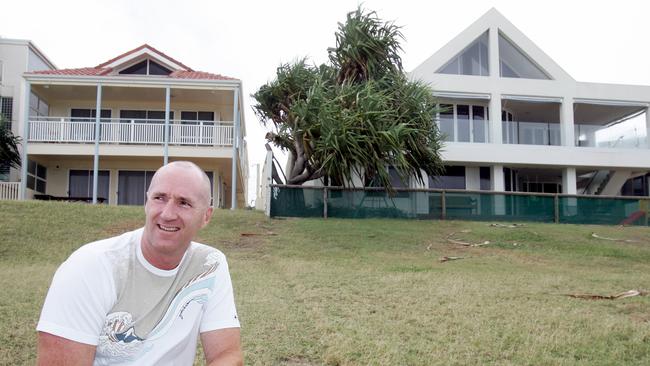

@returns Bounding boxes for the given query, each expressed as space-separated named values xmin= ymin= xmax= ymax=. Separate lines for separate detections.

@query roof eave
xmin=23 ymin=73 xmax=241 ymax=89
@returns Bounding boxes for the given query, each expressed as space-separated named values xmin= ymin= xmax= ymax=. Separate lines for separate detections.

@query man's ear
xmin=201 ymin=207 xmax=214 ymax=228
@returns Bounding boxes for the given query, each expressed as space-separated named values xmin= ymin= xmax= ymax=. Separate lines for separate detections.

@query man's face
xmin=142 ymin=165 xmax=213 ymax=262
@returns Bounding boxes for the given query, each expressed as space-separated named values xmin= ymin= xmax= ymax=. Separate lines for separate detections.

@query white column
xmin=562 ymin=167 xmax=577 ymax=195
xmin=465 ymin=166 xmax=481 ymax=190
xmin=560 ymin=97 xmax=575 ymax=146
xmin=646 ymin=107 xmax=650 ymax=148
xmin=92 ymin=84 xmax=102 ymax=204
xmin=231 ymin=88 xmax=239 ymax=209
xmin=164 ymin=86 xmax=171 ymax=165
xmin=19 ymin=81 xmax=31 ymax=200
xmin=489 ymin=95 xmax=502 ymax=144
xmin=488 ymin=26 xmax=502 ymax=145
xmin=491 ymin=165 xmax=504 ymax=192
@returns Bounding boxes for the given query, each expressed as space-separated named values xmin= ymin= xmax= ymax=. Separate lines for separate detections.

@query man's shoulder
xmin=67 ymin=228 xmax=141 ymax=266
xmin=186 ymin=242 xmax=228 ymax=269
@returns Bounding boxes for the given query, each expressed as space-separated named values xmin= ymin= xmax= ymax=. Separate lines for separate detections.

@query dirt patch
xmin=620 ymin=303 xmax=650 ymax=324
xmin=278 ymin=356 xmax=315 ymax=366
xmin=101 ymin=220 xmax=143 ymax=236
xmin=213 ymin=235 xmax=267 ymax=251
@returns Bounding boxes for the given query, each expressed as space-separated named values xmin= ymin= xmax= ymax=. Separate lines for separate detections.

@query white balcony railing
xmin=28 ymin=117 xmax=234 ymax=146
xmin=0 ymin=182 xmax=20 ymax=200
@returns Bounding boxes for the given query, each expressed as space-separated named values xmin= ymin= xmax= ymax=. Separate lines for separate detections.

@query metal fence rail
xmin=269 ymin=185 xmax=650 ymax=226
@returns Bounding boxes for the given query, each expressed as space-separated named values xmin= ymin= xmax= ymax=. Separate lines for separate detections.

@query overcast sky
xmin=4 ymin=0 xmax=650 ymax=204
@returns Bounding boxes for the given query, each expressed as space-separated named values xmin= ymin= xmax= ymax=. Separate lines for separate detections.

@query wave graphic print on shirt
xmin=96 ymin=253 xmax=220 ymax=361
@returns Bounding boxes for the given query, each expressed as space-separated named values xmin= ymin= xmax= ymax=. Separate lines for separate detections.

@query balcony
xmin=28 ymin=117 xmax=234 ymax=146
xmin=502 ymin=121 xmax=561 ymax=146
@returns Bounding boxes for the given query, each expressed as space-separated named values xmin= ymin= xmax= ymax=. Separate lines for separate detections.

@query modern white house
xmin=1 ymin=42 xmax=247 ymax=207
xmin=0 ymin=38 xmax=56 ymax=187
xmin=410 ymin=8 xmax=650 ymax=197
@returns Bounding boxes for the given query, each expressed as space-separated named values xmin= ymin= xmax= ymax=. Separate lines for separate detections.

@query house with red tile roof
xmin=6 ymin=43 xmax=247 ymax=207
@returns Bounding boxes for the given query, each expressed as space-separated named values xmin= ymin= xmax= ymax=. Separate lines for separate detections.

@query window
xmin=437 ymin=32 xmax=489 ymax=76
xmin=118 ymin=171 xmax=155 ymax=205
xmin=30 ymin=92 xmax=49 ymax=119
xmin=120 ymin=110 xmax=173 ymax=123
xmin=71 ymin=109 xmax=112 ymax=121
xmin=119 ymin=59 xmax=172 ymax=76
xmin=436 ymin=103 xmax=489 ymax=143
xmin=479 ymin=167 xmax=491 ymax=190
xmin=118 ymin=169 xmax=213 ymax=205
xmin=181 ymin=111 xmax=215 ymax=125
xmin=498 ymin=33 xmax=550 ymax=79
xmin=69 ymin=170 xmax=110 ymax=202
xmin=27 ymin=160 xmax=47 ymax=193
xmin=429 ymin=166 xmax=465 ymax=189
xmin=0 ymin=162 xmax=9 ymax=182
xmin=0 ymin=97 xmax=13 ymax=123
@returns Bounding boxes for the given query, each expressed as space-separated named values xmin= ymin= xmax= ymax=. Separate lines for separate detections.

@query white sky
xmin=3 ymin=0 xmax=650 ymax=204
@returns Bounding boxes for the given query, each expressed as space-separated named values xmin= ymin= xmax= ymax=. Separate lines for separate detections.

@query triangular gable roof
xmin=410 ymin=8 xmax=574 ymax=82
xmin=96 ymin=44 xmax=193 ymax=71
xmin=27 ymin=44 xmax=238 ymax=81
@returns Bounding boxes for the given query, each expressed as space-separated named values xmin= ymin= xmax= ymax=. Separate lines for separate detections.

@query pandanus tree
xmin=0 ymin=115 xmax=21 ymax=169
xmin=253 ymin=7 xmax=443 ymax=190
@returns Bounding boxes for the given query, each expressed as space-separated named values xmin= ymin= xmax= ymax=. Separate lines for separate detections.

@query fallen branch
xmin=565 ymin=289 xmax=647 ymax=300
xmin=446 ymin=233 xmax=492 ymax=247
xmin=489 ymin=223 xmax=525 ymax=228
xmin=439 ymin=256 xmax=465 ymax=263
xmin=240 ymin=232 xmax=277 ymax=237
xmin=591 ymin=233 xmax=637 ymax=243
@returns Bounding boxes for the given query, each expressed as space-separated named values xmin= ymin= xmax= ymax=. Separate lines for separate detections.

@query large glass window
xmin=436 ymin=103 xmax=488 ymax=143
xmin=438 ymin=104 xmax=454 ymax=141
xmin=499 ymin=34 xmax=550 ymax=80
xmin=472 ymin=106 xmax=486 ymax=143
xmin=429 ymin=166 xmax=466 ymax=189
xmin=27 ymin=160 xmax=47 ymax=194
xmin=118 ymin=170 xmax=155 ymax=205
xmin=69 ymin=170 xmax=110 ymax=202
xmin=457 ymin=105 xmax=470 ymax=142
xmin=181 ymin=111 xmax=215 ymax=125
xmin=120 ymin=110 xmax=173 ymax=123
xmin=30 ymin=92 xmax=49 ymax=119
xmin=119 ymin=59 xmax=172 ymax=76
xmin=479 ymin=167 xmax=491 ymax=190
xmin=437 ymin=32 xmax=489 ymax=76
xmin=71 ymin=109 xmax=111 ymax=121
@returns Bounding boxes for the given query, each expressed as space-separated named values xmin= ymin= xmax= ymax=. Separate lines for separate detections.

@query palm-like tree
xmin=0 ymin=115 xmax=21 ymax=169
xmin=253 ymin=7 xmax=443 ymax=190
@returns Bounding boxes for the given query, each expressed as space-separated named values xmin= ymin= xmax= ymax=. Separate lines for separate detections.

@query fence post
xmin=323 ymin=187 xmax=328 ymax=219
xmin=441 ymin=191 xmax=446 ymax=220
xmin=554 ymin=194 xmax=560 ymax=224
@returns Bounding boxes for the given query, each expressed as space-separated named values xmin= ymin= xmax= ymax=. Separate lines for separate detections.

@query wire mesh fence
xmin=269 ymin=185 xmax=650 ymax=226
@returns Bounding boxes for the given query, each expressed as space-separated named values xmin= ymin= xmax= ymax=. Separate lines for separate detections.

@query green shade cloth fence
xmin=269 ymin=185 xmax=650 ymax=226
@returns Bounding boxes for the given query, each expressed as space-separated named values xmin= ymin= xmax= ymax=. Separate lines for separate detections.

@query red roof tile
xmin=31 ymin=67 xmax=111 ymax=76
xmin=170 ymin=70 xmax=237 ymax=80
xmin=29 ymin=68 xmax=237 ymax=81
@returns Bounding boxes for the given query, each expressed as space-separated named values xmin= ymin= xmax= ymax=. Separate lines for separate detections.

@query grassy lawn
xmin=1 ymin=200 xmax=649 ymax=365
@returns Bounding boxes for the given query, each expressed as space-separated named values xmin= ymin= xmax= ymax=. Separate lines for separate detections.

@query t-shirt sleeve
xmin=36 ymin=247 xmax=116 ymax=346
xmin=200 ymin=255 xmax=240 ymax=333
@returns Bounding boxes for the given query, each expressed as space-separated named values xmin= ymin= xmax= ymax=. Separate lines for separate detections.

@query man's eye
xmin=180 ymin=200 xmax=192 ymax=207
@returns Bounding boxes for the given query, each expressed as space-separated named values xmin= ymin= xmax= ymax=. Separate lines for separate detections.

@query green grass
xmin=2 ymin=201 xmax=650 ymax=365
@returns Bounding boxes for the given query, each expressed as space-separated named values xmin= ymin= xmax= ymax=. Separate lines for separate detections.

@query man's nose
xmin=160 ymin=200 xmax=178 ymax=219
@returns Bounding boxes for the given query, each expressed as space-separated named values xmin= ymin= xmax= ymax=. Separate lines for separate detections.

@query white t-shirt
xmin=37 ymin=228 xmax=240 ymax=365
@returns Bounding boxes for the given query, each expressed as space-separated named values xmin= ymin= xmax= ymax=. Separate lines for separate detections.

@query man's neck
xmin=139 ymin=241 xmax=187 ymax=271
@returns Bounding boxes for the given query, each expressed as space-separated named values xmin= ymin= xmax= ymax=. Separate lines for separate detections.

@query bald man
xmin=37 ymin=161 xmax=243 ymax=365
